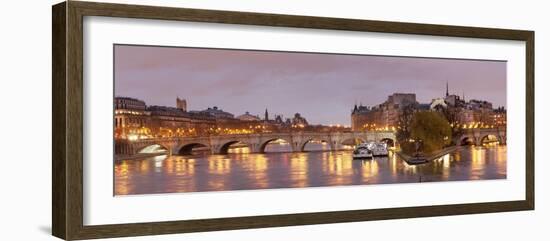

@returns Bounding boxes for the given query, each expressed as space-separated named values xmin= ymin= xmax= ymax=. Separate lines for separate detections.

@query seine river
xmin=114 ymin=143 xmax=507 ymax=195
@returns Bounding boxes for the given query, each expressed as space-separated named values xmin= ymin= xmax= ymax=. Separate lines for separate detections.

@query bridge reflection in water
xmin=114 ymin=143 xmax=507 ymax=195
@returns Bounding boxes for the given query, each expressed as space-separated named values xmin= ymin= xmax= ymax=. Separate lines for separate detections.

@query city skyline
xmin=115 ymin=45 xmax=506 ymax=125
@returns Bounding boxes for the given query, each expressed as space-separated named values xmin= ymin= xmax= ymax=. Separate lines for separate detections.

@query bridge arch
xmin=259 ymin=138 xmax=294 ymax=153
xmin=459 ymin=135 xmax=475 ymax=146
xmin=136 ymin=143 xmax=170 ymax=154
xmin=177 ymin=142 xmax=211 ymax=155
xmin=340 ymin=137 xmax=366 ymax=146
xmin=335 ymin=137 xmax=366 ymax=151
xmin=340 ymin=137 xmax=366 ymax=145
xmin=480 ymin=134 xmax=499 ymax=145
xmin=300 ymin=138 xmax=333 ymax=152
xmin=380 ymin=138 xmax=395 ymax=147
xmin=217 ymin=140 xmax=251 ymax=154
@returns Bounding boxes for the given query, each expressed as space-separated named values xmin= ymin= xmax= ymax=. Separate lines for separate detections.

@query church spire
xmin=264 ymin=108 xmax=269 ymax=121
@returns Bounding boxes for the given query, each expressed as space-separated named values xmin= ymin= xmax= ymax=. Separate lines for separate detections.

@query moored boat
xmin=353 ymin=143 xmax=373 ymax=159
xmin=370 ymin=143 xmax=389 ymax=156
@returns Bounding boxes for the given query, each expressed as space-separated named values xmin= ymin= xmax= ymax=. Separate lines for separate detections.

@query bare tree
xmin=440 ymin=105 xmax=463 ymax=143
xmin=397 ymin=103 xmax=416 ymax=142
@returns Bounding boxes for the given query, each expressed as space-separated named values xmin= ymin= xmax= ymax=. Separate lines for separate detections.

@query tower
xmin=176 ymin=97 xmax=187 ymax=111
xmin=264 ymin=108 xmax=269 ymax=121
xmin=446 ymin=81 xmax=449 ymax=97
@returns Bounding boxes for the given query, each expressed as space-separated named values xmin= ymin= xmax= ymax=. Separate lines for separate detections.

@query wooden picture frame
xmin=52 ymin=1 xmax=534 ymax=240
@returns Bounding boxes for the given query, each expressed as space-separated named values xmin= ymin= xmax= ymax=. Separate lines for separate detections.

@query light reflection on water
xmin=114 ymin=143 xmax=507 ymax=195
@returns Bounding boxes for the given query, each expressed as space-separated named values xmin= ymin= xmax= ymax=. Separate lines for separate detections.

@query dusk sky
xmin=114 ymin=45 xmax=506 ymax=126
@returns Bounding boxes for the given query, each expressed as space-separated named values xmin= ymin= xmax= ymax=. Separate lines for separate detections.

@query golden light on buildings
xmin=127 ymin=134 xmax=138 ymax=141
xmin=113 ymin=91 xmax=509 ymax=195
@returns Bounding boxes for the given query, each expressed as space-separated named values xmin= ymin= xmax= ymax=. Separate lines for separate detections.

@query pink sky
xmin=114 ymin=45 xmax=506 ymax=125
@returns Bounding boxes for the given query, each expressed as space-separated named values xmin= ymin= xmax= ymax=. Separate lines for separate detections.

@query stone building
xmin=352 ymin=84 xmax=507 ymax=132
xmin=429 ymin=83 xmax=506 ymax=127
xmin=237 ymin=111 xmax=261 ymax=121
xmin=114 ymin=97 xmax=150 ymax=138
xmin=147 ymin=105 xmax=216 ymax=136
xmin=291 ymin=113 xmax=308 ymax=126
xmin=351 ymin=93 xmax=417 ymax=131
xmin=176 ymin=97 xmax=187 ymax=111
xmin=490 ymin=107 xmax=507 ymax=127
xmin=114 ymin=97 xmax=280 ymax=139
xmin=195 ymin=106 xmax=234 ymax=119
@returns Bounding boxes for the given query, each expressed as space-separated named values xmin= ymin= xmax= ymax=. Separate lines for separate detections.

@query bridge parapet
xmin=115 ymin=131 xmax=397 ymax=156
xmin=456 ymin=128 xmax=506 ymax=146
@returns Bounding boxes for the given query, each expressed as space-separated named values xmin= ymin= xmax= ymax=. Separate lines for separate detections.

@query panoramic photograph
xmin=113 ymin=44 xmax=507 ymax=196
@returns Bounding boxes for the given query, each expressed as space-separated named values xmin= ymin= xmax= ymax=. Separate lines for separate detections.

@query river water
xmin=114 ymin=143 xmax=506 ymax=195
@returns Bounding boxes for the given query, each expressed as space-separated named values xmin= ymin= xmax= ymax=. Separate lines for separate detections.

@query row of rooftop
xmin=114 ymin=96 xmax=309 ymax=125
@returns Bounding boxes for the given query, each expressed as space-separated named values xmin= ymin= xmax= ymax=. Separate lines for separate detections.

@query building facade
xmin=351 ymin=93 xmax=417 ymax=131
xmin=115 ymin=97 xmax=263 ymax=139
xmin=176 ymin=97 xmax=187 ymax=111
xmin=237 ymin=111 xmax=261 ymax=121
xmin=115 ymin=97 xmax=319 ymax=140
xmin=429 ymin=84 xmax=506 ymax=128
xmin=114 ymin=97 xmax=150 ymax=139
xmin=351 ymin=87 xmax=507 ymax=131
xmin=195 ymin=106 xmax=234 ymax=119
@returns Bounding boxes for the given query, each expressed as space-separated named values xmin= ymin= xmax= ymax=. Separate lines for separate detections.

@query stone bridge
xmin=115 ymin=131 xmax=396 ymax=156
xmin=456 ymin=128 xmax=506 ymax=146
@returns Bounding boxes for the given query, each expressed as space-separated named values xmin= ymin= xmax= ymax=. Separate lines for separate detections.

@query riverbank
xmin=396 ymin=145 xmax=459 ymax=165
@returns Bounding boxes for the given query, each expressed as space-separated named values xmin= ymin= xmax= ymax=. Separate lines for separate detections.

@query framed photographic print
xmin=52 ymin=1 xmax=534 ymax=240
